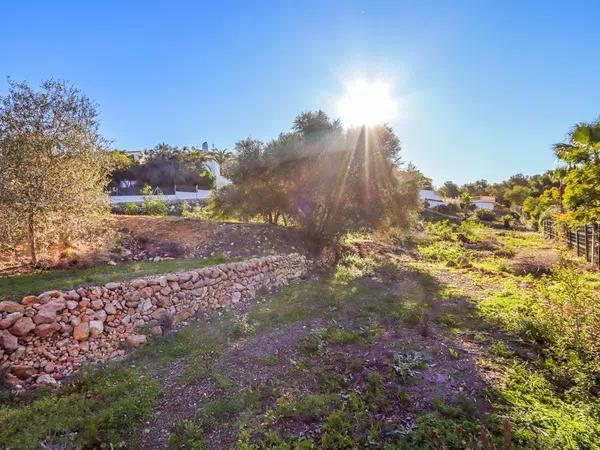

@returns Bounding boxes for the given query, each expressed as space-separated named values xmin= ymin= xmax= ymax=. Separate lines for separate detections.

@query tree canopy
xmin=0 ymin=79 xmax=111 ymax=265
xmin=212 ymin=111 xmax=419 ymax=241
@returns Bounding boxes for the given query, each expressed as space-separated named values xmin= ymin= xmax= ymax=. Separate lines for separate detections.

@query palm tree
xmin=553 ymin=121 xmax=600 ymax=166
xmin=208 ymin=149 xmax=234 ymax=175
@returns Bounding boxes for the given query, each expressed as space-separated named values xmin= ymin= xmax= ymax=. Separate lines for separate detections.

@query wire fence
xmin=543 ymin=219 xmax=600 ymax=268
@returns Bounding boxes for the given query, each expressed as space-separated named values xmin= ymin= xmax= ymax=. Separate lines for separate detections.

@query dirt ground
xmin=0 ymin=216 xmax=318 ymax=277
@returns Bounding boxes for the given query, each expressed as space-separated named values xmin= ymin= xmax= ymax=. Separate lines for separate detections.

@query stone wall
xmin=0 ymin=254 xmax=310 ymax=386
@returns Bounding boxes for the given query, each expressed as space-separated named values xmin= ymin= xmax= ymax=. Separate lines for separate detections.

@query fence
xmin=543 ymin=219 xmax=600 ymax=268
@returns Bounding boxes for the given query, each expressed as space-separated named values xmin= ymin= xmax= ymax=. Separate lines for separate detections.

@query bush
xmin=143 ymin=198 xmax=167 ymax=216
xmin=122 ymin=202 xmax=140 ymax=215
xmin=475 ymin=208 xmax=496 ymax=222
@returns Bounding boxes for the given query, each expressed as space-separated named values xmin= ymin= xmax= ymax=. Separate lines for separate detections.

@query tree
xmin=212 ymin=111 xmax=419 ymax=242
xmin=460 ymin=192 xmax=473 ymax=211
xmin=553 ymin=120 xmax=600 ymax=222
xmin=505 ymin=185 xmax=531 ymax=207
xmin=0 ymin=79 xmax=110 ymax=265
xmin=438 ymin=181 xmax=460 ymax=198
xmin=208 ymin=148 xmax=234 ymax=174
xmin=117 ymin=144 xmax=214 ymax=189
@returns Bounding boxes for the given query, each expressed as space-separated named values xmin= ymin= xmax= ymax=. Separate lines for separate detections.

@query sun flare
xmin=336 ymin=78 xmax=398 ymax=127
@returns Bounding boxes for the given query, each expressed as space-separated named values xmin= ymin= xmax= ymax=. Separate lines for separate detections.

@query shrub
xmin=475 ymin=208 xmax=496 ymax=222
xmin=122 ymin=202 xmax=140 ymax=215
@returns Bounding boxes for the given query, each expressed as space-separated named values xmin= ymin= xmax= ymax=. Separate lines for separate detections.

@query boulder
xmin=105 ymin=282 xmax=120 ymax=290
xmin=0 ymin=330 xmax=18 ymax=352
xmin=9 ymin=317 xmax=35 ymax=336
xmin=126 ymin=334 xmax=147 ymax=348
xmin=0 ymin=312 xmax=23 ymax=329
xmin=104 ymin=303 xmax=117 ymax=315
xmin=0 ymin=301 xmax=25 ymax=314
xmin=73 ymin=322 xmax=90 ymax=341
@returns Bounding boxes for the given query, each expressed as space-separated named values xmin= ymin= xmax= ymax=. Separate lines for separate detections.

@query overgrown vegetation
xmin=1 ymin=221 xmax=599 ymax=448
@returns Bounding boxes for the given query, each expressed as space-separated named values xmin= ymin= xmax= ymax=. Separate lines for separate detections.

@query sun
xmin=336 ymin=78 xmax=398 ymax=127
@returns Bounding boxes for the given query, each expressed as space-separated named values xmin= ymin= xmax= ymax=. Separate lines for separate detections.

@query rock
xmin=231 ymin=291 xmax=242 ymax=304
xmin=104 ymin=303 xmax=117 ymax=315
xmin=138 ymin=299 xmax=153 ymax=315
xmin=89 ymin=320 xmax=104 ymax=337
xmin=105 ymin=282 xmax=120 ymax=290
xmin=11 ymin=365 xmax=36 ymax=380
xmin=130 ymin=279 xmax=147 ymax=289
xmin=91 ymin=300 xmax=104 ymax=310
xmin=36 ymin=374 xmax=58 ymax=385
xmin=64 ymin=290 xmax=80 ymax=300
xmin=0 ymin=301 xmax=25 ymax=314
xmin=9 ymin=317 xmax=35 ymax=336
xmin=66 ymin=300 xmax=78 ymax=310
xmin=0 ymin=330 xmax=18 ymax=352
xmin=149 ymin=325 xmax=163 ymax=336
xmin=34 ymin=300 xmax=65 ymax=324
xmin=139 ymin=287 xmax=154 ymax=298
xmin=126 ymin=334 xmax=147 ymax=348
xmin=151 ymin=308 xmax=168 ymax=321
xmin=93 ymin=310 xmax=107 ymax=322
xmin=0 ymin=312 xmax=23 ymax=329
xmin=73 ymin=322 xmax=90 ymax=341
xmin=34 ymin=322 xmax=60 ymax=338
xmin=21 ymin=295 xmax=38 ymax=305
xmin=107 ymin=260 xmax=117 ymax=266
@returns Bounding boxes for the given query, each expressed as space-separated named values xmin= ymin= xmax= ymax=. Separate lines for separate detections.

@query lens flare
xmin=336 ymin=78 xmax=398 ymax=127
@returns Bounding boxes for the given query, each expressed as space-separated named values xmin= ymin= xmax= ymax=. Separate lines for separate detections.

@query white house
xmin=419 ymin=190 xmax=447 ymax=207
xmin=473 ymin=196 xmax=495 ymax=210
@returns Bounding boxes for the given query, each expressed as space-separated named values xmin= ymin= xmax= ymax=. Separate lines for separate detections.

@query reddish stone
xmin=73 ymin=322 xmax=90 ymax=341
xmin=0 ymin=301 xmax=25 ymax=314
xmin=11 ymin=365 xmax=36 ymax=380
xmin=0 ymin=330 xmax=18 ymax=352
xmin=8 ymin=317 xmax=35 ymax=336
xmin=34 ymin=322 xmax=60 ymax=338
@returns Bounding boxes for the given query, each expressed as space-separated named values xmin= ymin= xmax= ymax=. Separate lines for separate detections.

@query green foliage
xmin=0 ymin=368 xmax=160 ymax=449
xmin=211 ymin=110 xmax=420 ymax=239
xmin=475 ymin=208 xmax=496 ymax=222
xmin=141 ymin=185 xmax=168 ymax=215
xmin=111 ymin=143 xmax=215 ymax=189
xmin=553 ymin=120 xmax=600 ymax=222
xmin=0 ymin=79 xmax=111 ymax=265
xmin=499 ymin=365 xmax=600 ymax=449
xmin=122 ymin=202 xmax=140 ymax=215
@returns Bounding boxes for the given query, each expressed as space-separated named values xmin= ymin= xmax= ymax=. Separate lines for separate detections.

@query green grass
xmin=0 ymin=255 xmax=230 ymax=301
xmin=0 ymin=368 xmax=160 ymax=449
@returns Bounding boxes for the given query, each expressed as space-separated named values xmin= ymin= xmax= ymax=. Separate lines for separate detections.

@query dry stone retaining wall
xmin=0 ymin=253 xmax=310 ymax=386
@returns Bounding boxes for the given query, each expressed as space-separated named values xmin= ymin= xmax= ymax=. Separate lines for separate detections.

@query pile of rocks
xmin=0 ymin=254 xmax=310 ymax=387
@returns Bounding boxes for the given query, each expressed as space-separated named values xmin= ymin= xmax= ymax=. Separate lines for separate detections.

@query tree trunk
xmin=28 ymin=210 xmax=38 ymax=266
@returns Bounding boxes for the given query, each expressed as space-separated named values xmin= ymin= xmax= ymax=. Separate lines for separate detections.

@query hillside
xmin=1 ymin=221 xmax=597 ymax=449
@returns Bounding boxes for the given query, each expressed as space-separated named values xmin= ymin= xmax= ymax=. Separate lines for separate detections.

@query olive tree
xmin=0 ymin=79 xmax=111 ymax=265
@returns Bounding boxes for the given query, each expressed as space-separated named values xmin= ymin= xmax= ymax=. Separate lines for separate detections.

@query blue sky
xmin=1 ymin=0 xmax=599 ymax=185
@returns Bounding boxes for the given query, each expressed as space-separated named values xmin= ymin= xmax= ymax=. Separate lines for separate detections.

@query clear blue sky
xmin=2 ymin=0 xmax=599 ymax=186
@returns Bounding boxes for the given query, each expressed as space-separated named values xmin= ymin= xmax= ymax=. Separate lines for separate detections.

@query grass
xmin=0 ymin=255 xmax=230 ymax=301
xmin=1 ymin=222 xmax=598 ymax=449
